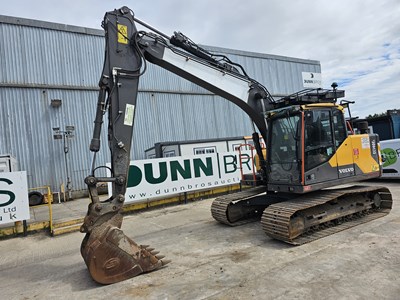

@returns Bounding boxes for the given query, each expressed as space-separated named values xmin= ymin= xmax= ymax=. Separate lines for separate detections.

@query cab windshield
xmin=268 ymin=113 xmax=301 ymax=183
xmin=270 ymin=114 xmax=300 ymax=164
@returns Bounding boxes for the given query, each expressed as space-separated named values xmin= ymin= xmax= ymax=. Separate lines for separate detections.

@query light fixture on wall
xmin=50 ymin=99 xmax=62 ymax=107
xmin=52 ymin=125 xmax=75 ymax=199
xmin=52 ymin=127 xmax=62 ymax=139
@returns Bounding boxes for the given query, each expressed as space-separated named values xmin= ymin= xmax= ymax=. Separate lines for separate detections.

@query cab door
xmin=304 ymin=109 xmax=338 ymax=184
xmin=331 ymin=108 xmax=355 ymax=178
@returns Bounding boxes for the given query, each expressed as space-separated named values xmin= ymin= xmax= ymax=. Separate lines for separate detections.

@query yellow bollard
xmin=14 ymin=221 xmax=23 ymax=234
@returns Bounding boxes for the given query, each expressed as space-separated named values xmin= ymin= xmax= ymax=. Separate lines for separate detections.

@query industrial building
xmin=0 ymin=14 xmax=321 ymax=196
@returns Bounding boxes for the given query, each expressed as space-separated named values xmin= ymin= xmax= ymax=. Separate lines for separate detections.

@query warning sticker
xmin=361 ymin=136 xmax=370 ymax=149
xmin=124 ymin=104 xmax=135 ymax=126
xmin=117 ymin=24 xmax=128 ymax=44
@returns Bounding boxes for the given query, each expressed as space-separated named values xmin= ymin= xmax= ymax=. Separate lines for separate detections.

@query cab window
xmin=332 ymin=109 xmax=347 ymax=147
xmin=304 ymin=110 xmax=334 ymax=170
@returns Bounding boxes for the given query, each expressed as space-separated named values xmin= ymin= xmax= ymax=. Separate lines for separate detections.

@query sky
xmin=2 ymin=0 xmax=399 ymax=118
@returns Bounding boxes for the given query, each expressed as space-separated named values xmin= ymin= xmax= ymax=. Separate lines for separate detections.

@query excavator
xmin=80 ymin=7 xmax=392 ymax=284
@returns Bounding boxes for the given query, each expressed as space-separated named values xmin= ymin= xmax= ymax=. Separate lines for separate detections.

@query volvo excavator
xmin=80 ymin=7 xmax=392 ymax=284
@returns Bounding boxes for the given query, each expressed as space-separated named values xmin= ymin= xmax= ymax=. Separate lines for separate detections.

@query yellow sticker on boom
xmin=117 ymin=24 xmax=128 ymax=44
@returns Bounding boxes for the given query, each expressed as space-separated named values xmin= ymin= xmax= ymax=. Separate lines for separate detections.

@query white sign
xmin=302 ymin=72 xmax=322 ymax=88
xmin=0 ymin=171 xmax=30 ymax=224
xmin=381 ymin=139 xmax=400 ymax=179
xmin=109 ymin=151 xmax=256 ymax=203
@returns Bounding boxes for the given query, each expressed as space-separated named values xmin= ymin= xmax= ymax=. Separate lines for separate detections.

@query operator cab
xmin=267 ymin=104 xmax=348 ymax=193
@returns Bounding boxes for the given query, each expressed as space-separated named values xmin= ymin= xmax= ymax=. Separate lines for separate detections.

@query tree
xmin=366 ymin=109 xmax=399 ymax=119
xmin=366 ymin=112 xmax=387 ymax=119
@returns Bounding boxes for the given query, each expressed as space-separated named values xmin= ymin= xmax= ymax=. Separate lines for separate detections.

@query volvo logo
xmin=339 ymin=167 xmax=354 ymax=174
xmin=371 ymin=139 xmax=377 ymax=155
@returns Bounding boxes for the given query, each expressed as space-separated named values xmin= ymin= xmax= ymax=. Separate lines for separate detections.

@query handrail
xmin=237 ymin=143 xmax=256 ymax=183
xmin=28 ymin=186 xmax=53 ymax=234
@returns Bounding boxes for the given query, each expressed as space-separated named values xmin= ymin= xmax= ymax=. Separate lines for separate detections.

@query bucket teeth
xmin=161 ymin=259 xmax=171 ymax=266
xmin=155 ymin=255 xmax=165 ymax=260
xmin=151 ymin=251 xmax=160 ymax=255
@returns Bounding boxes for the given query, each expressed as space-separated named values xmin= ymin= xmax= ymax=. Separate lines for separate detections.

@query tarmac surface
xmin=0 ymin=180 xmax=399 ymax=299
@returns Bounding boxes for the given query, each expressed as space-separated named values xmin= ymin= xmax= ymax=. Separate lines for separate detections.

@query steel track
xmin=211 ymin=186 xmax=267 ymax=226
xmin=261 ymin=185 xmax=392 ymax=245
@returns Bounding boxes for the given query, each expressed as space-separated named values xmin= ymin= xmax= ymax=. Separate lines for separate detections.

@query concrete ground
xmin=0 ymin=180 xmax=399 ymax=300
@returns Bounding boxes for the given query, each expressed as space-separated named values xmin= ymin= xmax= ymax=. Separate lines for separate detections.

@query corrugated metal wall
xmin=0 ymin=15 xmax=321 ymax=193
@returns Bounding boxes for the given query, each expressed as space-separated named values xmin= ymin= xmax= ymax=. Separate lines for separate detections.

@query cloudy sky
xmin=2 ymin=0 xmax=399 ymax=118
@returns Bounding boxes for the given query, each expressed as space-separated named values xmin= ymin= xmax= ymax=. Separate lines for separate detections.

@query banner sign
xmin=381 ymin=139 xmax=400 ymax=178
xmin=0 ymin=171 xmax=30 ymax=224
xmin=109 ymin=151 xmax=256 ymax=203
xmin=302 ymin=72 xmax=322 ymax=88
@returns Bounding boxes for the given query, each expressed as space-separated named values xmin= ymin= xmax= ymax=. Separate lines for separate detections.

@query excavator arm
xmin=80 ymin=8 xmax=168 ymax=285
xmin=81 ymin=6 xmax=273 ymax=284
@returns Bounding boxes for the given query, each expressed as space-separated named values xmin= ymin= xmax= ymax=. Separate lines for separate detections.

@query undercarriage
xmin=211 ymin=185 xmax=393 ymax=245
